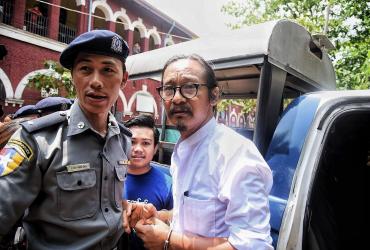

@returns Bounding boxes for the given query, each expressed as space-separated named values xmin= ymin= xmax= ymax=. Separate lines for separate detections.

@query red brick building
xmin=0 ymin=0 xmax=196 ymax=121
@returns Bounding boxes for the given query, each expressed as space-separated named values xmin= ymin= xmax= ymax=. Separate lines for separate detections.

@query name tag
xmin=66 ymin=163 xmax=90 ymax=173
xmin=118 ymin=160 xmax=130 ymax=165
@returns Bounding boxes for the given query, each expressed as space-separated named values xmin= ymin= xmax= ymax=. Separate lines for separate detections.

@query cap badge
xmin=111 ymin=35 xmax=123 ymax=53
xmin=60 ymin=103 xmax=69 ymax=111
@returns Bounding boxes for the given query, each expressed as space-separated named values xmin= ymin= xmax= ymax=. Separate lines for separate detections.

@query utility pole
xmin=88 ymin=0 xmax=92 ymax=31
xmin=164 ymin=21 xmax=176 ymax=46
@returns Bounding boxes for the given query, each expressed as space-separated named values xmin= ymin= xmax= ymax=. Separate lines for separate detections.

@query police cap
xmin=13 ymin=105 xmax=38 ymax=119
xmin=35 ymin=97 xmax=73 ymax=114
xmin=60 ymin=30 xmax=129 ymax=70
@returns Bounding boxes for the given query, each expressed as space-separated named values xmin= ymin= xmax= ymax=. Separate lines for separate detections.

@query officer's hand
xmin=122 ymin=201 xmax=157 ymax=233
xmin=135 ymin=218 xmax=169 ymax=250
xmin=122 ymin=200 xmax=132 ymax=233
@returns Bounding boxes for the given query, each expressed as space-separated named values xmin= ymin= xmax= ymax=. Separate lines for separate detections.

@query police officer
xmin=34 ymin=96 xmax=73 ymax=116
xmin=0 ymin=30 xmax=132 ymax=249
xmin=12 ymin=105 xmax=39 ymax=119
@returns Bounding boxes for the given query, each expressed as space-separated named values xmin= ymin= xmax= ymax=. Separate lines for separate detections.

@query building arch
xmin=118 ymin=89 xmax=128 ymax=111
xmin=229 ymin=108 xmax=238 ymax=127
xmin=147 ymin=27 xmax=161 ymax=45
xmin=130 ymin=18 xmax=147 ymax=38
xmin=92 ymin=0 xmax=113 ymax=21
xmin=14 ymin=69 xmax=53 ymax=99
xmin=237 ymin=113 xmax=246 ymax=127
xmin=75 ymin=0 xmax=86 ymax=6
xmin=164 ymin=35 xmax=174 ymax=46
xmin=127 ymin=90 xmax=158 ymax=117
xmin=113 ymin=9 xmax=131 ymax=30
xmin=0 ymin=68 xmax=14 ymax=99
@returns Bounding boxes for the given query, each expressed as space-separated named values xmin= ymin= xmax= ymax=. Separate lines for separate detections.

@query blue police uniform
xmin=0 ymin=30 xmax=131 ymax=249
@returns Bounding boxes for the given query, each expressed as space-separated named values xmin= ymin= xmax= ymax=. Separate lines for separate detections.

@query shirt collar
xmin=67 ymin=100 xmax=120 ymax=137
xmin=177 ymin=117 xmax=216 ymax=147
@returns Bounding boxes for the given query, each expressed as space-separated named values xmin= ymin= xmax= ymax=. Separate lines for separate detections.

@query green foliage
xmin=217 ymin=99 xmax=257 ymax=113
xmin=222 ymin=0 xmax=370 ymax=89
xmin=27 ymin=60 xmax=75 ymax=98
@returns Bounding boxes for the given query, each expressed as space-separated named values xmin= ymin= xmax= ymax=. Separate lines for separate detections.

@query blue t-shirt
xmin=123 ymin=163 xmax=173 ymax=250
xmin=123 ymin=164 xmax=173 ymax=210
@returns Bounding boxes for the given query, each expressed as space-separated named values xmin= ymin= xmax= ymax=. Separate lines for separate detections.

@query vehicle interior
xmin=127 ymin=20 xmax=336 ymax=159
xmin=303 ymin=110 xmax=370 ymax=250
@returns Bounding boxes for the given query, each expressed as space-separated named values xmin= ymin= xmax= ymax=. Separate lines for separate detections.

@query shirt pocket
xmin=114 ymin=165 xmax=127 ymax=208
xmin=56 ymin=169 xmax=98 ymax=221
xmin=183 ymin=196 xmax=216 ymax=237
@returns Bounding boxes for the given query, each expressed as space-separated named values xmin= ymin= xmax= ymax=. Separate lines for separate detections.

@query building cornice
xmin=0 ymin=24 xmax=67 ymax=52
xmin=132 ymin=0 xmax=197 ymax=38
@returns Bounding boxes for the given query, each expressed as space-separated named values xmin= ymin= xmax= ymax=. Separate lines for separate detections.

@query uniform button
xmin=59 ymin=111 xmax=66 ymax=116
xmin=104 ymin=176 xmax=108 ymax=180
xmin=77 ymin=180 xmax=82 ymax=185
xmin=77 ymin=122 xmax=85 ymax=129
xmin=105 ymin=208 xmax=109 ymax=212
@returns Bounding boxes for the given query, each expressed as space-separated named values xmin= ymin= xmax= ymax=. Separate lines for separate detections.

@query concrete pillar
xmin=142 ymin=37 xmax=149 ymax=52
xmin=12 ymin=0 xmax=26 ymax=29
xmin=48 ymin=0 xmax=61 ymax=40
xmin=108 ymin=21 xmax=115 ymax=32
xmin=127 ymin=29 xmax=134 ymax=53
xmin=77 ymin=5 xmax=88 ymax=35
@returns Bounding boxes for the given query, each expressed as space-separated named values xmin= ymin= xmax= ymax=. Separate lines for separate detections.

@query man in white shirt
xmin=134 ymin=54 xmax=273 ymax=250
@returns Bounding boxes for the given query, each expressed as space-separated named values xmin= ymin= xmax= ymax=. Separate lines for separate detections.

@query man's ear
xmin=154 ymin=144 xmax=159 ymax=155
xmin=121 ymin=71 xmax=128 ymax=89
xmin=210 ymin=86 xmax=220 ymax=106
xmin=70 ymin=70 xmax=76 ymax=87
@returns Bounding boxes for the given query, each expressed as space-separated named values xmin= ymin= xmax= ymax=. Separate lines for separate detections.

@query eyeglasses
xmin=156 ymin=83 xmax=208 ymax=101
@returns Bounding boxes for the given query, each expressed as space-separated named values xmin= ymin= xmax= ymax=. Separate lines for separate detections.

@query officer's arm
xmin=0 ymin=128 xmax=41 ymax=236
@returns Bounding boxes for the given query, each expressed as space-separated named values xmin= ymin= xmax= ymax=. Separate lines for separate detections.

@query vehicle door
xmin=267 ymin=92 xmax=370 ymax=249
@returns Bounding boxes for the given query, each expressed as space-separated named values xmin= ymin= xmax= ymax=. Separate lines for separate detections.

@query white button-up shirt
xmin=171 ymin=118 xmax=273 ymax=250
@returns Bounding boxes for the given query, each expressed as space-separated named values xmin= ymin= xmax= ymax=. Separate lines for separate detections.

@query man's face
xmin=162 ymin=59 xmax=216 ymax=139
xmin=129 ymin=126 xmax=157 ymax=171
xmin=72 ymin=53 xmax=127 ymax=119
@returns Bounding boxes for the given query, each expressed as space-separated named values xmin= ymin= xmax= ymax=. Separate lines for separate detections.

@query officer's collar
xmin=67 ymin=100 xmax=120 ymax=137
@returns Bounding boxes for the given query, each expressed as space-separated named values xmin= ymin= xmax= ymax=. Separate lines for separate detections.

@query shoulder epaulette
xmin=118 ymin=122 xmax=132 ymax=138
xmin=21 ymin=111 xmax=68 ymax=133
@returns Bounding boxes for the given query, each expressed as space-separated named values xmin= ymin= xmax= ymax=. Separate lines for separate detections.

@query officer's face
xmin=72 ymin=53 xmax=127 ymax=119
xmin=162 ymin=59 xmax=217 ymax=139
xmin=129 ymin=126 xmax=157 ymax=173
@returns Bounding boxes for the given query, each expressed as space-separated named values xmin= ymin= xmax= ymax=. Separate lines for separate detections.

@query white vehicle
xmin=128 ymin=20 xmax=369 ymax=249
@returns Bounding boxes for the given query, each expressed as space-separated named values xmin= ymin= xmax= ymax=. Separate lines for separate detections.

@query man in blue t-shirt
xmin=123 ymin=114 xmax=173 ymax=249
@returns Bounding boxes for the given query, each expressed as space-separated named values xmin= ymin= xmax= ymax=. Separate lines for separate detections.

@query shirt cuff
xmin=228 ymin=226 xmax=274 ymax=250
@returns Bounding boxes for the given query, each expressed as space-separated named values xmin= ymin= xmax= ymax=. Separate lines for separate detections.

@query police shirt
xmin=0 ymin=101 xmax=131 ymax=250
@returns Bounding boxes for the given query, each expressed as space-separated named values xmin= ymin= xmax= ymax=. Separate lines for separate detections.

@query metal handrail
xmin=24 ymin=10 xmax=48 ymax=37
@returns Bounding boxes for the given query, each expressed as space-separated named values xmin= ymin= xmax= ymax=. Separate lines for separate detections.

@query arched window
xmin=115 ymin=18 xmax=127 ymax=41
xmin=149 ymin=36 xmax=155 ymax=51
xmin=93 ymin=8 xmax=107 ymax=30
xmin=58 ymin=0 xmax=78 ymax=44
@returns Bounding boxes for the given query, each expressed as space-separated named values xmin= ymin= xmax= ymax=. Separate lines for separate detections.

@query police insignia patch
xmin=7 ymin=139 xmax=33 ymax=160
xmin=111 ymin=35 xmax=123 ymax=53
xmin=0 ymin=147 xmax=25 ymax=176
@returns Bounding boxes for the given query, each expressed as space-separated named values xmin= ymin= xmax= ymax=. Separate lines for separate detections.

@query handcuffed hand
xmin=135 ymin=218 xmax=170 ymax=250
xmin=122 ymin=200 xmax=157 ymax=233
